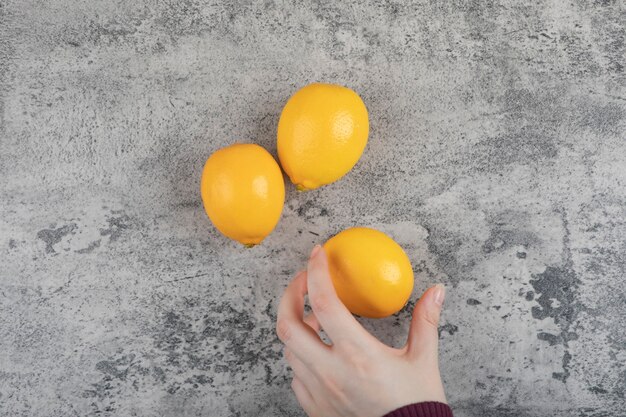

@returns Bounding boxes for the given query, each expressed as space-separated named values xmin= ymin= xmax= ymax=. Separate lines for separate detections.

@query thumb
xmin=407 ymin=284 xmax=446 ymax=358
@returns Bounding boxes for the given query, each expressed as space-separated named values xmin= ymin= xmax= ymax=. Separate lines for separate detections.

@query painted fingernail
xmin=433 ymin=284 xmax=446 ymax=306
xmin=310 ymin=245 xmax=321 ymax=259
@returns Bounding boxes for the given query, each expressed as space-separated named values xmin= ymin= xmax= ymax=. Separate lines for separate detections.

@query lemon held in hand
xmin=277 ymin=83 xmax=369 ymax=191
xmin=323 ymin=227 xmax=414 ymax=318
xmin=200 ymin=143 xmax=285 ymax=246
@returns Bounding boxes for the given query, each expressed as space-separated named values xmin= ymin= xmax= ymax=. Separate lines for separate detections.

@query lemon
xmin=323 ymin=227 xmax=414 ymax=318
xmin=277 ymin=83 xmax=369 ymax=191
xmin=200 ymin=144 xmax=285 ymax=246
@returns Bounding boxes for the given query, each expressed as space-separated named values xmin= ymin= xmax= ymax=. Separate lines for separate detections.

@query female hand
xmin=276 ymin=245 xmax=447 ymax=417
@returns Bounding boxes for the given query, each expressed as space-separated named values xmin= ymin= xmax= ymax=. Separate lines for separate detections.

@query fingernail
xmin=310 ymin=245 xmax=321 ymax=259
xmin=433 ymin=284 xmax=446 ymax=306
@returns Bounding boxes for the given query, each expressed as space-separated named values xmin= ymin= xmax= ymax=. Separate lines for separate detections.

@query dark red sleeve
xmin=382 ymin=401 xmax=453 ymax=417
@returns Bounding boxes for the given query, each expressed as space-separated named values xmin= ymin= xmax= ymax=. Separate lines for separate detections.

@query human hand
xmin=276 ymin=245 xmax=447 ymax=417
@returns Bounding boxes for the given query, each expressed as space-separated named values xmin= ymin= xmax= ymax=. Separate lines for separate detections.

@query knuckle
xmin=276 ymin=320 xmax=292 ymax=343
xmin=334 ymin=341 xmax=371 ymax=376
xmin=334 ymin=339 xmax=358 ymax=356
xmin=425 ymin=311 xmax=440 ymax=328
xmin=348 ymin=353 xmax=372 ymax=376
xmin=310 ymin=293 xmax=331 ymax=313
xmin=320 ymin=373 xmax=340 ymax=392
xmin=419 ymin=308 xmax=439 ymax=328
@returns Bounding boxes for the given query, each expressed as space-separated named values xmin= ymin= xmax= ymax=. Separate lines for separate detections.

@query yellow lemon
xmin=277 ymin=83 xmax=369 ymax=190
xmin=323 ymin=227 xmax=414 ymax=318
xmin=200 ymin=144 xmax=285 ymax=246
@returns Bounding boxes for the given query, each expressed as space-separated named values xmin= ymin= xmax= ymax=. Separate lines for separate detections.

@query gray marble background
xmin=1 ymin=1 xmax=625 ymax=416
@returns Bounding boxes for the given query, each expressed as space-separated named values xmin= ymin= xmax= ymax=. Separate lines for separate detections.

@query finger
xmin=407 ymin=284 xmax=446 ymax=359
xmin=277 ymin=271 xmax=329 ymax=365
xmin=291 ymin=377 xmax=319 ymax=417
xmin=307 ymin=245 xmax=373 ymax=344
xmin=303 ymin=312 xmax=321 ymax=333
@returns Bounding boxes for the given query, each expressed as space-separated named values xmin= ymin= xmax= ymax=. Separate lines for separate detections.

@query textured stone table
xmin=1 ymin=1 xmax=624 ymax=416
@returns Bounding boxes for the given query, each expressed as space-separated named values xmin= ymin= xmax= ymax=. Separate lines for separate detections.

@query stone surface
xmin=1 ymin=1 xmax=625 ymax=416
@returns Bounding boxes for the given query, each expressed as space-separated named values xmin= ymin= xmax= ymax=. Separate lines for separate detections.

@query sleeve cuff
xmin=382 ymin=401 xmax=453 ymax=417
